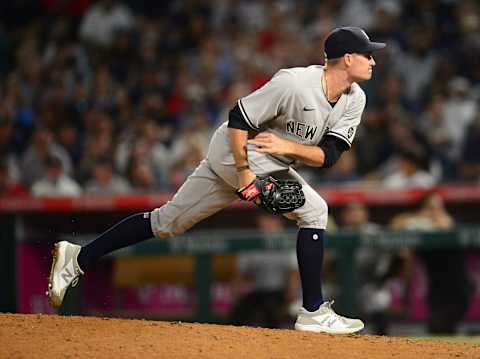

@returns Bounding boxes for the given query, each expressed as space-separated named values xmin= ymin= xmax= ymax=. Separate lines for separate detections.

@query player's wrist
xmin=237 ymin=169 xmax=256 ymax=189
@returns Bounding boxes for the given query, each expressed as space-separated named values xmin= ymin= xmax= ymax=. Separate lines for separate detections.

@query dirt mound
xmin=0 ymin=313 xmax=479 ymax=359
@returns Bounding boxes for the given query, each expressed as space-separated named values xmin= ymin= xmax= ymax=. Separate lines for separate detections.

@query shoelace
xmin=323 ymin=300 xmax=348 ymax=324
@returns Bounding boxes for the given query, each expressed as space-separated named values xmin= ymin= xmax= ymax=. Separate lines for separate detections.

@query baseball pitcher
xmin=48 ymin=27 xmax=385 ymax=334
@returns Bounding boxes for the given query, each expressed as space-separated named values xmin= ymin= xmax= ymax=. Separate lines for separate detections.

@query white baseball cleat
xmin=47 ymin=241 xmax=84 ymax=308
xmin=295 ymin=301 xmax=364 ymax=334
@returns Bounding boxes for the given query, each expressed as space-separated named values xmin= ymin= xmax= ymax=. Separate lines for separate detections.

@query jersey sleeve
xmin=325 ymin=85 xmax=366 ymax=147
xmin=237 ymin=69 xmax=296 ymax=130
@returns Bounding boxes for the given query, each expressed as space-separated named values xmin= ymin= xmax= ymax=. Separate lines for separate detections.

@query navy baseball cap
xmin=324 ymin=27 xmax=386 ymax=59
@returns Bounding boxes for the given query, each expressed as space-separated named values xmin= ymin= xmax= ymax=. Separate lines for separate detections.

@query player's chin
xmin=357 ymin=72 xmax=372 ymax=82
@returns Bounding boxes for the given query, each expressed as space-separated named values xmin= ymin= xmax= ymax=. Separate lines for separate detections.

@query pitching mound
xmin=1 ymin=314 xmax=479 ymax=359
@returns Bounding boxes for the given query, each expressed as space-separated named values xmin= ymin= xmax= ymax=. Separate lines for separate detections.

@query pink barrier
xmin=408 ymin=259 xmax=429 ymax=321
xmin=16 ymin=242 xmax=479 ymax=322
xmin=465 ymin=255 xmax=480 ymax=319
xmin=16 ymin=243 xmax=55 ymax=314
xmin=394 ymin=256 xmax=480 ymax=321
xmin=93 ymin=283 xmax=233 ymax=317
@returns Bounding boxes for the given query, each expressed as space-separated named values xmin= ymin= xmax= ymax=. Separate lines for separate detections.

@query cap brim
xmin=363 ymin=41 xmax=386 ymax=52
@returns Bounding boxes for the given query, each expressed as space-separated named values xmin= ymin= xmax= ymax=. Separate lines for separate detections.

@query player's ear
xmin=344 ymin=53 xmax=353 ymax=67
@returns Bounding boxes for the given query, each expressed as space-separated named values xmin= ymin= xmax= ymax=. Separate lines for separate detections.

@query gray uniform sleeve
xmin=326 ymin=84 xmax=366 ymax=147
xmin=237 ymin=69 xmax=296 ymax=130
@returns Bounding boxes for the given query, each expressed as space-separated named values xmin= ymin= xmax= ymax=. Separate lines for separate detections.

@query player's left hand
xmin=247 ymin=132 xmax=293 ymax=156
xmin=237 ymin=176 xmax=305 ymax=214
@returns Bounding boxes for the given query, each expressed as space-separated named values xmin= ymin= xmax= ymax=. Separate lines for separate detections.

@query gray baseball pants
xmin=150 ymin=124 xmax=328 ymax=238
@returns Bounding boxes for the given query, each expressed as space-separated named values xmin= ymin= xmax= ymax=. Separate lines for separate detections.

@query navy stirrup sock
xmin=296 ymin=228 xmax=325 ymax=312
xmin=77 ymin=212 xmax=154 ymax=270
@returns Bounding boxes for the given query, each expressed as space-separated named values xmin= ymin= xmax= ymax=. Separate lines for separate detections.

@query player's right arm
xmin=228 ymin=70 xmax=295 ymax=188
xmin=228 ymin=100 xmax=257 ymax=188
xmin=228 ymin=126 xmax=256 ymax=188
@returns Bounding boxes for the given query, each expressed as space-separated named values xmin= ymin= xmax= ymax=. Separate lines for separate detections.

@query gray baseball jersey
xmin=150 ymin=65 xmax=366 ymax=237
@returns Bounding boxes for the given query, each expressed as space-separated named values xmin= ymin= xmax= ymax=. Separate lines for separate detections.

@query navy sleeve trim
xmin=318 ymin=135 xmax=350 ymax=168
xmin=325 ymin=131 xmax=352 ymax=147
xmin=238 ymin=99 xmax=259 ymax=130
xmin=228 ymin=103 xmax=252 ymax=131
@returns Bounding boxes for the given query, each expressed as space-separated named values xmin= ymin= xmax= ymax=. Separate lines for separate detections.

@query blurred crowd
xmin=337 ymin=192 xmax=474 ymax=335
xmin=2 ymin=0 xmax=480 ymax=197
xmin=231 ymin=192 xmax=475 ymax=335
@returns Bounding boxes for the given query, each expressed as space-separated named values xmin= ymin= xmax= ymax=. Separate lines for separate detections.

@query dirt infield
xmin=0 ymin=314 xmax=479 ymax=359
